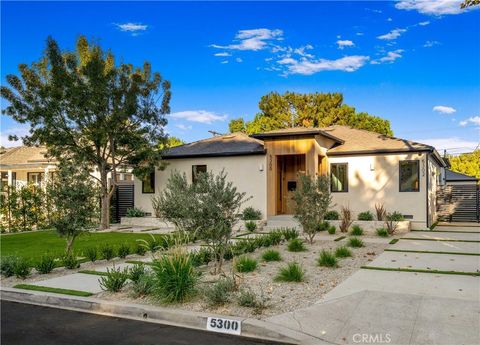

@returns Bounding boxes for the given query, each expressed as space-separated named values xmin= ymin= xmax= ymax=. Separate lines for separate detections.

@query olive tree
xmin=153 ymin=170 xmax=247 ymax=273
xmin=293 ymin=175 xmax=332 ymax=244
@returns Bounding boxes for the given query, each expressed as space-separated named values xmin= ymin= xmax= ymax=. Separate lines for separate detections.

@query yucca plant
xmin=128 ymin=264 xmax=146 ymax=283
xmin=117 ymin=243 xmax=131 ymax=259
xmin=35 ymin=253 xmax=56 ymax=274
xmin=275 ymin=262 xmax=305 ymax=282
xmin=151 ymin=248 xmax=198 ymax=303
xmin=262 ymin=249 xmax=281 ymax=262
xmin=287 ymin=238 xmax=306 ymax=252
xmin=84 ymin=246 xmax=98 ymax=262
xmin=318 ymin=250 xmax=338 ymax=267
xmin=235 ymin=256 xmax=258 ymax=273
xmin=376 ymin=228 xmax=389 ymax=237
xmin=335 ymin=246 xmax=352 ymax=258
xmin=99 ymin=243 xmax=116 ymax=261
xmin=348 ymin=237 xmax=364 ymax=248
xmin=99 ymin=265 xmax=129 ymax=292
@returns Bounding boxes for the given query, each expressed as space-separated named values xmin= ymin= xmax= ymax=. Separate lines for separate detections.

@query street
xmin=1 ymin=301 xmax=285 ymax=345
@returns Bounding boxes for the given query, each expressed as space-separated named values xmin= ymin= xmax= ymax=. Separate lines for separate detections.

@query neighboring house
xmin=445 ymin=169 xmax=478 ymax=185
xmin=134 ymin=125 xmax=448 ymax=229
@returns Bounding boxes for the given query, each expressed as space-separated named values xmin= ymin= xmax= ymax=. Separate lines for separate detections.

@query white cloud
xmin=169 ymin=110 xmax=227 ymax=124
xmin=377 ymin=28 xmax=407 ymax=40
xmin=356 ymin=32 xmax=364 ymax=36
xmin=214 ymin=52 xmax=231 ymax=57
xmin=423 ymin=40 xmax=440 ymax=48
xmin=235 ymin=57 xmax=243 ymax=63
xmin=387 ymin=17 xmax=393 ymax=22
xmin=278 ymin=55 xmax=370 ymax=75
xmin=371 ymin=49 xmax=404 ymax=64
xmin=211 ymin=28 xmax=283 ymax=51
xmin=114 ymin=23 xmax=148 ymax=35
xmin=415 ymin=137 xmax=478 ymax=153
xmin=0 ymin=125 xmax=30 ymax=147
xmin=337 ymin=40 xmax=355 ymax=49
xmin=460 ymin=116 xmax=480 ymax=126
xmin=419 ymin=21 xmax=430 ymax=26
xmin=220 ymin=60 xmax=229 ymax=64
xmin=294 ymin=44 xmax=314 ymax=57
xmin=395 ymin=0 xmax=469 ymax=15
xmin=433 ymin=105 xmax=456 ymax=114
xmin=175 ymin=124 xmax=192 ymax=131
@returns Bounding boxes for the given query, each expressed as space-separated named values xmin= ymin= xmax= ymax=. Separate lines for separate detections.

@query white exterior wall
xmin=134 ymin=155 xmax=268 ymax=219
xmin=328 ymin=152 xmax=430 ymax=229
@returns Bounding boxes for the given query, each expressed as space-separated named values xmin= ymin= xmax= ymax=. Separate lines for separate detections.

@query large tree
xmin=449 ymin=150 xmax=480 ymax=180
xmin=1 ymin=36 xmax=171 ymax=229
xmin=229 ymin=92 xmax=393 ymax=136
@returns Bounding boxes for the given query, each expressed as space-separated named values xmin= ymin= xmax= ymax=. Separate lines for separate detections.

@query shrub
xmin=357 ymin=211 xmax=374 ymax=221
xmin=117 ymin=243 xmax=131 ymax=259
xmin=235 ymin=256 xmax=258 ymax=273
xmin=375 ymin=203 xmax=386 ymax=221
xmin=267 ymin=230 xmax=283 ymax=245
xmin=385 ymin=212 xmax=404 ymax=235
xmin=84 ymin=246 xmax=98 ymax=262
xmin=287 ymin=238 xmax=306 ymax=252
xmin=35 ymin=254 xmax=56 ymax=274
xmin=316 ymin=221 xmax=330 ymax=232
xmin=324 ymin=210 xmax=339 ymax=220
xmin=275 ymin=262 xmax=305 ymax=282
xmin=255 ymin=236 xmax=272 ymax=248
xmin=137 ymin=234 xmax=161 ymax=253
xmin=328 ymin=226 xmax=336 ymax=235
xmin=376 ymin=228 xmax=389 ymax=237
xmin=131 ymin=273 xmax=155 ymax=298
xmin=128 ymin=264 xmax=146 ymax=283
xmin=242 ymin=207 xmax=262 ymax=220
xmin=191 ymin=247 xmax=213 ymax=267
xmin=281 ymin=228 xmax=299 ymax=241
xmin=62 ymin=253 xmax=80 ymax=269
xmin=203 ymin=277 xmax=236 ymax=306
xmin=125 ymin=207 xmax=145 ymax=217
xmin=237 ymin=288 xmax=268 ymax=313
xmin=134 ymin=245 xmax=147 ymax=256
xmin=245 ymin=221 xmax=257 ymax=232
xmin=348 ymin=237 xmax=364 ymax=248
xmin=151 ymin=249 xmax=198 ymax=303
xmin=350 ymin=225 xmax=363 ymax=236
xmin=262 ymin=249 xmax=281 ymax=262
xmin=99 ymin=266 xmax=129 ymax=292
xmin=1 ymin=256 xmax=18 ymax=277
xmin=14 ymin=257 xmax=32 ymax=279
xmin=100 ymin=243 xmax=116 ymax=260
xmin=339 ymin=206 xmax=353 ymax=233
xmin=335 ymin=246 xmax=352 ymax=258
xmin=318 ymin=250 xmax=338 ymax=267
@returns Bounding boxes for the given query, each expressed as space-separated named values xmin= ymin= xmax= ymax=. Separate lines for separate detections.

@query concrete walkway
xmin=268 ymin=225 xmax=480 ymax=345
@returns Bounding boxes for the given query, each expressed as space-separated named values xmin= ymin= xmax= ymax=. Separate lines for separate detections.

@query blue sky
xmin=1 ymin=1 xmax=479 ymax=154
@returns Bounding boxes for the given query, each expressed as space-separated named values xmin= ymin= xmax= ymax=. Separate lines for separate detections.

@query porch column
xmin=7 ymin=170 xmax=13 ymax=186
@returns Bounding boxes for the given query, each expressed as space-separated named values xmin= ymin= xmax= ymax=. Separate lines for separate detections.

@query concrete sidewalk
xmin=405 ymin=231 xmax=480 ymax=241
xmin=389 ymin=239 xmax=480 ymax=254
xmin=436 ymin=224 xmax=480 ymax=232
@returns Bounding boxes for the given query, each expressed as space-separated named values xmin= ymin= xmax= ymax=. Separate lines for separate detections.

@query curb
xmin=1 ymin=287 xmax=322 ymax=344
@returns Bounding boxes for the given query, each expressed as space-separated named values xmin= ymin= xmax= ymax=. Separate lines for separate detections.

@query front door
xmin=276 ymin=154 xmax=306 ymax=214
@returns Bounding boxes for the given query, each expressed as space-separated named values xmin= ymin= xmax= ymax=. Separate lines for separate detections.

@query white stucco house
xmin=134 ymin=125 xmax=452 ymax=230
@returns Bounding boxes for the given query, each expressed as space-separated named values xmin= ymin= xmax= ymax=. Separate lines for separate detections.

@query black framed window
xmin=0 ymin=172 xmax=8 ymax=191
xmin=27 ymin=172 xmax=45 ymax=186
xmin=330 ymin=163 xmax=348 ymax=192
xmin=142 ymin=171 xmax=155 ymax=194
xmin=399 ymin=160 xmax=420 ymax=192
xmin=192 ymin=165 xmax=207 ymax=184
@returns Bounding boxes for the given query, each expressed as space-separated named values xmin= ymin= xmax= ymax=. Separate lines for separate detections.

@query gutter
xmin=163 ymin=150 xmax=267 ymax=160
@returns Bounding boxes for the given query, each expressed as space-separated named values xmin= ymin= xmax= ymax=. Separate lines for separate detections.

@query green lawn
xmin=1 ymin=230 xmax=164 ymax=261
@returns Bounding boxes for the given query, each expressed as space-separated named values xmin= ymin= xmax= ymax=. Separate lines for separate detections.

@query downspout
xmin=425 ymin=154 xmax=430 ymax=229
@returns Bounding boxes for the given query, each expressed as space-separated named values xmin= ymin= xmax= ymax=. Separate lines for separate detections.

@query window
xmin=1 ymin=172 xmax=8 ymax=191
xmin=27 ymin=172 xmax=45 ymax=187
xmin=142 ymin=171 xmax=155 ymax=194
xmin=330 ymin=163 xmax=348 ymax=192
xmin=399 ymin=160 xmax=420 ymax=192
xmin=192 ymin=165 xmax=207 ymax=184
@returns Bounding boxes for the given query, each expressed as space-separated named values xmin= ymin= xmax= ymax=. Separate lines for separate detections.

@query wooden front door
xmin=276 ymin=154 xmax=306 ymax=214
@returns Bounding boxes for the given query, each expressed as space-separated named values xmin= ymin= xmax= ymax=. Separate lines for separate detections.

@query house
xmin=134 ymin=125 xmax=448 ymax=229
xmin=445 ymin=169 xmax=478 ymax=185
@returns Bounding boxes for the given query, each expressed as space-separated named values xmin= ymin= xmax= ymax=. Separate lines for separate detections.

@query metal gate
xmin=111 ymin=183 xmax=134 ymax=223
xmin=437 ymin=184 xmax=480 ymax=223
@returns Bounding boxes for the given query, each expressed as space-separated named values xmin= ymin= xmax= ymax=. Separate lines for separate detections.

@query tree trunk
xmin=66 ymin=236 xmax=74 ymax=255
xmin=99 ymin=168 xmax=110 ymax=230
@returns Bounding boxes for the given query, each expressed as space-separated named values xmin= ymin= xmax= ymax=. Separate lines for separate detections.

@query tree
xmin=229 ymin=92 xmax=393 ymax=136
xmin=461 ymin=0 xmax=480 ymax=8
xmin=47 ymin=161 xmax=99 ymax=254
xmin=165 ymin=136 xmax=185 ymax=148
xmin=1 ymin=36 xmax=171 ymax=229
xmin=293 ymin=175 xmax=332 ymax=244
xmin=153 ymin=170 xmax=248 ymax=273
xmin=449 ymin=150 xmax=480 ymax=180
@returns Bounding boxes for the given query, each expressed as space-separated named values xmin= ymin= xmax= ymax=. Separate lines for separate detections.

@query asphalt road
xmin=1 ymin=300 xmax=286 ymax=345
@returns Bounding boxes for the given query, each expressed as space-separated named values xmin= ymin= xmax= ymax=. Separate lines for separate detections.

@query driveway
xmin=267 ymin=225 xmax=480 ymax=345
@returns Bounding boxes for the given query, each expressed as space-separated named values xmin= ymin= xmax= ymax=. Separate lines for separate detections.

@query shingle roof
xmin=323 ymin=125 xmax=434 ymax=154
xmin=0 ymin=146 xmax=56 ymax=166
xmin=163 ymin=132 xmax=265 ymax=159
xmin=251 ymin=127 xmax=344 ymax=143
xmin=445 ymin=169 xmax=478 ymax=182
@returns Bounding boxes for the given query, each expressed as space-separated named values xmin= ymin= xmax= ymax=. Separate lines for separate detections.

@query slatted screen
xmin=436 ymin=184 xmax=479 ymax=223
xmin=111 ymin=183 xmax=134 ymax=223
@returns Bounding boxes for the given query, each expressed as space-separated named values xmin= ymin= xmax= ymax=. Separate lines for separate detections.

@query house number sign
xmin=206 ymin=317 xmax=242 ymax=335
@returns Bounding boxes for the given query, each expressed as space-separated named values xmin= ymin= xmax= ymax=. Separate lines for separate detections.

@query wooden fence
xmin=436 ymin=184 xmax=479 ymax=223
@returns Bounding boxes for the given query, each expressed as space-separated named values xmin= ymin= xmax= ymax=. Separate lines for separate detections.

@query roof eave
xmin=162 ymin=150 xmax=267 ymax=160
xmin=327 ymin=148 xmax=434 ymax=156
